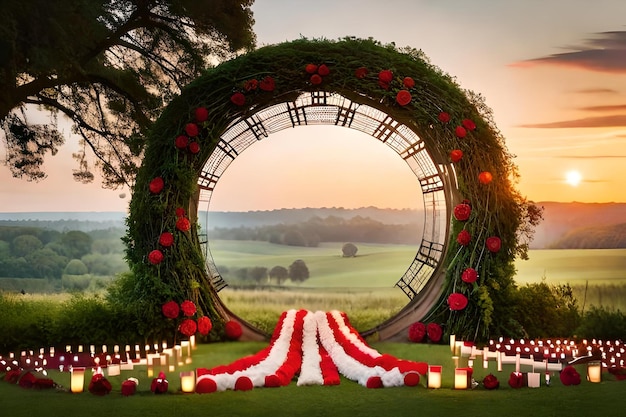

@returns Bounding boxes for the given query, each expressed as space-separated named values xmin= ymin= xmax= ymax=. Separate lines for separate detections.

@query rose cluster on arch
xmin=230 ymin=75 xmax=276 ymax=107
xmin=161 ymin=299 xmax=213 ymax=338
xmin=353 ymin=66 xmax=417 ymax=107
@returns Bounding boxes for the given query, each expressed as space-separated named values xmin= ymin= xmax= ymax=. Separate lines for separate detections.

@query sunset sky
xmin=2 ymin=0 xmax=626 ymax=213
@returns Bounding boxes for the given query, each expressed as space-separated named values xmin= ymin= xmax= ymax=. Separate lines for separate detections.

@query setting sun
xmin=565 ymin=170 xmax=583 ymax=187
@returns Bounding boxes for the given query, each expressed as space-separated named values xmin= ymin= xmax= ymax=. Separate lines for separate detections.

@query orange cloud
xmin=510 ymin=31 xmax=626 ymax=73
xmin=520 ymin=115 xmax=626 ymax=128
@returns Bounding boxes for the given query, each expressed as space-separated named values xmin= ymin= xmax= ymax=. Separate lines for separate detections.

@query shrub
xmin=575 ymin=306 xmax=626 ymax=340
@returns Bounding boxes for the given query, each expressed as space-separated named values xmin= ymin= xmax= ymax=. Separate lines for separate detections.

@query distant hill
xmin=2 ymin=202 xmax=626 ymax=249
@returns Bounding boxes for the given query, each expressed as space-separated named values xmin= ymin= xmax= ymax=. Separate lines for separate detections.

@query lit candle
xmin=497 ymin=351 xmax=502 ymax=371
xmin=454 ymin=368 xmax=468 ymax=389
xmin=180 ymin=371 xmax=196 ymax=393
xmin=428 ymin=365 xmax=442 ymax=389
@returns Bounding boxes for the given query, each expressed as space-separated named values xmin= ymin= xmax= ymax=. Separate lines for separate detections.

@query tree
xmin=341 ymin=242 xmax=358 ymax=257
xmin=64 ymin=259 xmax=89 ymax=275
xmin=269 ymin=265 xmax=289 ymax=285
xmin=288 ymin=259 xmax=310 ymax=284
xmin=26 ymin=248 xmax=68 ymax=279
xmin=60 ymin=231 xmax=93 ymax=260
xmin=0 ymin=0 xmax=256 ymax=187
xmin=11 ymin=235 xmax=43 ymax=257
xmin=249 ymin=266 xmax=268 ymax=284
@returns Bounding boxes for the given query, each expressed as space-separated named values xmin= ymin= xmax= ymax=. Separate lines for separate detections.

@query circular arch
xmin=124 ymin=38 xmax=527 ymax=343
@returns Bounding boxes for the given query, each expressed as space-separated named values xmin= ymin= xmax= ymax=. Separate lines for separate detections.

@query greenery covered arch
xmin=119 ymin=38 xmax=535 ymax=343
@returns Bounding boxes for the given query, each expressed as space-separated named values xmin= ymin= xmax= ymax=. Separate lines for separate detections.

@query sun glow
xmin=565 ymin=170 xmax=582 ymax=187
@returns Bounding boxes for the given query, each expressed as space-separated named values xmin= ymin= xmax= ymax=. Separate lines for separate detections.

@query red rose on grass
xmin=305 ymin=63 xmax=318 ymax=74
xmin=396 ymin=90 xmax=412 ymax=106
xmin=403 ymin=76 xmax=415 ymax=89
xmin=188 ymin=141 xmax=200 ymax=154
xmin=378 ymin=69 xmax=393 ymax=84
xmin=462 ymin=118 xmax=476 ymax=131
xmin=244 ymin=79 xmax=258 ymax=91
xmin=408 ymin=321 xmax=426 ymax=343
xmin=181 ymin=300 xmax=197 ymax=317
xmin=151 ymin=372 xmax=169 ymax=394
xmin=89 ymin=373 xmax=112 ymax=396
xmin=149 ymin=177 xmax=164 ymax=194
xmin=486 ymin=236 xmax=501 ymax=253
xmin=317 ymin=64 xmax=330 ymax=76
xmin=455 ymin=125 xmax=467 ymax=138
xmin=148 ymin=249 xmax=164 ymax=265
xmin=230 ymin=92 xmax=246 ymax=106
xmin=159 ymin=232 xmax=174 ymax=247
xmin=225 ymin=320 xmax=243 ymax=340
xmin=426 ymin=322 xmax=443 ymax=343
xmin=453 ymin=203 xmax=472 ymax=221
xmin=560 ymin=365 xmax=581 ymax=386
xmin=479 ymin=171 xmax=493 ymax=185
xmin=162 ymin=301 xmax=180 ymax=319
xmin=508 ymin=371 xmax=524 ymax=388
xmin=176 ymin=217 xmax=191 ymax=232
xmin=355 ymin=67 xmax=368 ymax=79
xmin=483 ymin=373 xmax=500 ymax=390
xmin=310 ymin=74 xmax=322 ymax=85
xmin=197 ymin=316 xmax=213 ymax=335
xmin=438 ymin=112 xmax=451 ymax=123
xmin=179 ymin=318 xmax=197 ymax=337
xmin=457 ymin=230 xmax=471 ymax=246
xmin=447 ymin=292 xmax=468 ymax=311
xmin=461 ymin=267 xmax=478 ymax=284
xmin=175 ymin=207 xmax=186 ymax=217
xmin=121 ymin=378 xmax=138 ymax=396
xmin=185 ymin=123 xmax=199 ymax=137
xmin=195 ymin=107 xmax=209 ymax=122
xmin=259 ymin=76 xmax=275 ymax=91
xmin=175 ymin=135 xmax=189 ymax=149
xmin=18 ymin=371 xmax=36 ymax=388
xmin=450 ymin=149 xmax=463 ymax=162
xmin=5 ymin=369 xmax=21 ymax=384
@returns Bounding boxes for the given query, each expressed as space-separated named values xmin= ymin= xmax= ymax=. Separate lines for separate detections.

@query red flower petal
xmin=486 ymin=236 xmax=501 ymax=253
xmin=438 ymin=112 xmax=451 ymax=123
xmin=378 ymin=69 xmax=393 ymax=84
xmin=197 ymin=316 xmax=212 ymax=335
xmin=426 ymin=322 xmax=443 ymax=342
xmin=259 ymin=76 xmax=275 ymax=92
xmin=396 ymin=90 xmax=412 ymax=106
xmin=447 ymin=292 xmax=468 ymax=311
xmin=189 ymin=141 xmax=200 ymax=154
xmin=225 ymin=320 xmax=243 ymax=340
xmin=455 ymin=126 xmax=467 ymax=138
xmin=408 ymin=322 xmax=426 ymax=343
xmin=305 ymin=63 xmax=318 ymax=74
xmin=175 ymin=207 xmax=186 ymax=217
xmin=149 ymin=177 xmax=164 ymax=194
xmin=317 ymin=64 xmax=330 ymax=76
xmin=175 ymin=135 xmax=189 ymax=149
xmin=194 ymin=107 xmax=208 ymax=122
xmin=185 ymin=123 xmax=199 ymax=137
xmin=355 ymin=67 xmax=368 ymax=79
xmin=403 ymin=76 xmax=415 ymax=89
xmin=450 ymin=149 xmax=463 ymax=162
xmin=230 ymin=92 xmax=246 ymax=106
xmin=181 ymin=300 xmax=197 ymax=317
xmin=457 ymin=230 xmax=471 ymax=246
xmin=176 ymin=217 xmax=191 ymax=232
xmin=479 ymin=171 xmax=493 ymax=184
xmin=462 ymin=118 xmax=476 ymax=131
xmin=159 ymin=232 xmax=174 ymax=247
xmin=179 ymin=318 xmax=197 ymax=337
xmin=453 ymin=203 xmax=472 ymax=221
xmin=161 ymin=300 xmax=179 ymax=318
xmin=461 ymin=267 xmax=478 ymax=283
xmin=148 ymin=249 xmax=164 ymax=265
xmin=310 ymin=74 xmax=322 ymax=85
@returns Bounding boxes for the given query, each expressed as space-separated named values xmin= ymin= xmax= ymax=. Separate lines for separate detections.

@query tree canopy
xmin=0 ymin=0 xmax=256 ymax=187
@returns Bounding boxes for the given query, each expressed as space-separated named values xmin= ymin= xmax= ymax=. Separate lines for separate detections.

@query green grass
xmin=2 ymin=343 xmax=623 ymax=417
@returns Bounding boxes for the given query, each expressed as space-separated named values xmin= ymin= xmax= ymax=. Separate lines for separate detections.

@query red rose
xmin=450 ymin=149 xmax=463 ymax=162
xmin=149 ymin=177 xmax=164 ymax=194
xmin=185 ymin=123 xmax=199 ymax=137
xmin=355 ymin=67 xmax=368 ymax=79
xmin=189 ymin=141 xmax=200 ymax=154
xmin=310 ymin=74 xmax=322 ymax=85
xmin=462 ymin=118 xmax=476 ymax=131
xmin=403 ymin=76 xmax=415 ymax=88
xmin=396 ymin=90 xmax=412 ymax=106
xmin=508 ymin=371 xmax=524 ymax=388
xmin=179 ymin=318 xmax=197 ymax=337
xmin=159 ymin=232 xmax=174 ymax=247
xmin=461 ymin=267 xmax=478 ymax=284
xmin=121 ymin=378 xmax=137 ymax=396
xmin=426 ymin=322 xmax=443 ymax=342
xmin=317 ymin=64 xmax=330 ymax=76
xmin=378 ymin=80 xmax=390 ymax=90
xmin=4 ymin=370 xmax=21 ymax=384
xmin=175 ymin=135 xmax=189 ymax=149
xmin=151 ymin=372 xmax=169 ymax=394
xmin=88 ymin=373 xmax=112 ymax=396
xmin=457 ymin=230 xmax=471 ymax=246
xmin=230 ymin=92 xmax=246 ymax=106
xmin=181 ymin=300 xmax=197 ymax=317
xmin=175 ymin=207 xmax=185 ymax=217
xmin=176 ymin=217 xmax=191 ymax=232
xmin=148 ymin=249 xmax=164 ymax=265
xmin=195 ymin=107 xmax=208 ymax=123
xmin=198 ymin=316 xmax=212 ymax=335
xmin=486 ymin=236 xmax=501 ymax=253
xmin=560 ymin=365 xmax=581 ymax=386
xmin=479 ymin=171 xmax=493 ymax=185
xmin=455 ymin=126 xmax=467 ymax=138
xmin=447 ymin=292 xmax=468 ymax=311
xmin=244 ymin=79 xmax=258 ymax=91
xmin=18 ymin=371 xmax=36 ymax=388
xmin=225 ymin=320 xmax=243 ymax=340
xmin=259 ymin=76 xmax=275 ymax=92
xmin=453 ymin=203 xmax=471 ymax=221
xmin=438 ymin=112 xmax=451 ymax=123
xmin=161 ymin=300 xmax=179 ymax=319
xmin=483 ymin=373 xmax=500 ymax=390
xmin=408 ymin=321 xmax=426 ymax=343
xmin=378 ymin=69 xmax=393 ymax=84
xmin=305 ymin=63 xmax=318 ymax=74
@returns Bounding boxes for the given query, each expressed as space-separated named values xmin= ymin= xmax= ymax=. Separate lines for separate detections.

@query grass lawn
xmin=2 ymin=342 xmax=623 ymax=417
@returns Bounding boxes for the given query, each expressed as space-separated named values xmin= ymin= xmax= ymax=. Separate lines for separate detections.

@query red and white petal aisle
xmin=195 ymin=310 xmax=428 ymax=393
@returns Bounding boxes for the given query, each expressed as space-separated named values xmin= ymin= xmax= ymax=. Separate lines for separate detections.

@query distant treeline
xmin=549 ymin=223 xmax=626 ymax=249
xmin=208 ymin=215 xmax=421 ymax=246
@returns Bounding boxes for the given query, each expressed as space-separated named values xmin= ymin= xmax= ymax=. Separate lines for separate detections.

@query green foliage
xmin=60 ymin=231 xmax=92 ymax=259
xmin=268 ymin=265 xmax=289 ymax=285
xmin=11 ymin=234 xmax=43 ymax=257
xmin=64 ymin=259 xmax=89 ymax=275
xmin=342 ymin=242 xmax=358 ymax=257
xmin=575 ymin=306 xmax=626 ymax=340
xmin=288 ymin=259 xmax=310 ymax=284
